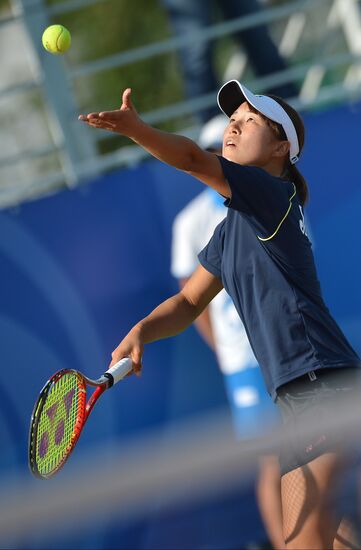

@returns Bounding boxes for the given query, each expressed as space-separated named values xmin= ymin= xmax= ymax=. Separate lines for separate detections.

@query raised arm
xmin=108 ymin=264 xmax=223 ymax=375
xmin=79 ymin=88 xmax=230 ymax=197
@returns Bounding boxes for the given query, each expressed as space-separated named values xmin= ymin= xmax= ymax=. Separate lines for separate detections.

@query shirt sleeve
xmin=197 ymin=219 xmax=225 ymax=279
xmin=218 ymin=155 xmax=296 ymax=240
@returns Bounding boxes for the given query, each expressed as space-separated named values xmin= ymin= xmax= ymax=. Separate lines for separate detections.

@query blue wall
xmin=1 ymin=99 xmax=361 ymax=548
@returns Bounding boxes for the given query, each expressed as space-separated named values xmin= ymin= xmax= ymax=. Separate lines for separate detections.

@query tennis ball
xmin=42 ymin=25 xmax=71 ymax=55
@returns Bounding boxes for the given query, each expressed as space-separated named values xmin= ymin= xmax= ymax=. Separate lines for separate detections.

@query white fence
xmin=1 ymin=0 xmax=361 ymax=208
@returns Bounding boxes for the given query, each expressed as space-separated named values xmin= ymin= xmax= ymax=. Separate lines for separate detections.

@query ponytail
xmin=284 ymin=162 xmax=309 ymax=206
xmin=266 ymin=94 xmax=309 ymax=206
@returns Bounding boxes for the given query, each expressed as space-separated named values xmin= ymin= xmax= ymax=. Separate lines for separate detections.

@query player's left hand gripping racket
xmin=28 ymin=357 xmax=132 ymax=479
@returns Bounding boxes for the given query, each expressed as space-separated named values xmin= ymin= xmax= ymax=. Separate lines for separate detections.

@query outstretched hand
xmin=78 ymin=88 xmax=141 ymax=137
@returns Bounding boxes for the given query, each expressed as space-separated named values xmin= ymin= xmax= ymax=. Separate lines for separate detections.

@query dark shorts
xmin=276 ymin=367 xmax=361 ymax=476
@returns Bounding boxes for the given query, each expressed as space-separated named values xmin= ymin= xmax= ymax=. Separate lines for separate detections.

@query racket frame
xmin=29 ymin=369 xmax=111 ymax=479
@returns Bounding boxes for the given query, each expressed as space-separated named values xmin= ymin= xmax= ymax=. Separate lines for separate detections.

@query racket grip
xmin=105 ymin=358 xmax=133 ymax=386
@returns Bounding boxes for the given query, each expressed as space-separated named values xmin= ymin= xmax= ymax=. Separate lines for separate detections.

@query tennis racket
xmin=28 ymin=357 xmax=132 ymax=479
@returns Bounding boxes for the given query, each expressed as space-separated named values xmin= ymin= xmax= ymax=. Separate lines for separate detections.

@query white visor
xmin=217 ymin=80 xmax=300 ymax=165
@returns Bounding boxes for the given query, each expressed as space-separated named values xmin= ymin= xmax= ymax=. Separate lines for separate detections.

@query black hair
xmin=266 ymin=95 xmax=309 ymax=206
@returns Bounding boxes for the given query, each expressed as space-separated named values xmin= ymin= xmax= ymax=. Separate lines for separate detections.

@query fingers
xmin=78 ymin=88 xmax=134 ymax=126
xmin=78 ymin=112 xmax=100 ymax=120
xmin=78 ymin=114 xmax=116 ymax=131
xmin=110 ymin=348 xmax=143 ymax=378
xmin=98 ymin=90 xmax=132 ymax=119
xmin=130 ymin=348 xmax=143 ymax=378
xmin=85 ymin=110 xmax=121 ymax=121
xmin=120 ymin=88 xmax=132 ymax=111
xmin=97 ymin=111 xmax=118 ymax=120
xmin=94 ymin=88 xmax=133 ymax=120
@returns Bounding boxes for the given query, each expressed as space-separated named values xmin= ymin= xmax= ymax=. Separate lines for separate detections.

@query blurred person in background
xmin=171 ymin=114 xmax=284 ymax=550
xmin=80 ymin=81 xmax=361 ymax=549
xmin=162 ymin=0 xmax=297 ymax=123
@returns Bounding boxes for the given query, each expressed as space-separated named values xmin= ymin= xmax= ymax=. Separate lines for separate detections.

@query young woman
xmin=79 ymin=80 xmax=361 ymax=549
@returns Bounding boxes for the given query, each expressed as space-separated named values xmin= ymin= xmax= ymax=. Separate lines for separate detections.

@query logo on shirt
xmin=299 ymin=205 xmax=308 ymax=237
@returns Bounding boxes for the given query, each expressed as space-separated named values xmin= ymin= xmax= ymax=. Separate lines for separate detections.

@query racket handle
xmin=105 ymin=357 xmax=132 ymax=386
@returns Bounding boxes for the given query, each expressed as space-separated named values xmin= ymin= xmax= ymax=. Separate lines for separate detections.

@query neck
xmin=257 ymin=159 xmax=285 ymax=178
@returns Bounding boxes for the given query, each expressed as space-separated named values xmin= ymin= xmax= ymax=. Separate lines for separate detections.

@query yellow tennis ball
xmin=42 ymin=25 xmax=71 ymax=55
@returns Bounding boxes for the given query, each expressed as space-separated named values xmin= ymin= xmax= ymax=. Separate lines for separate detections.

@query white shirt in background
xmin=171 ymin=188 xmax=258 ymax=376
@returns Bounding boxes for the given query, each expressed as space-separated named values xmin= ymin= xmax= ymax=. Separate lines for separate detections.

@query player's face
xmin=223 ymin=102 xmax=285 ymax=169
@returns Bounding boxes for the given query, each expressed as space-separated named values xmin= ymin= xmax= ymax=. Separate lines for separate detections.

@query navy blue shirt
xmin=198 ymin=156 xmax=360 ymax=399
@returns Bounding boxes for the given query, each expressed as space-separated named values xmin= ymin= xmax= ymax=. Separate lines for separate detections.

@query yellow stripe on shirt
xmin=257 ymin=183 xmax=297 ymax=242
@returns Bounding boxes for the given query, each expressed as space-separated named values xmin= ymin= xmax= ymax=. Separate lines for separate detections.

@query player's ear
xmin=273 ymin=140 xmax=290 ymax=159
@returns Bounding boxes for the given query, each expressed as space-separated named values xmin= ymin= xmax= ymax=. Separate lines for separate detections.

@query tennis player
xmin=172 ymin=115 xmax=284 ymax=548
xmin=79 ymin=81 xmax=361 ymax=549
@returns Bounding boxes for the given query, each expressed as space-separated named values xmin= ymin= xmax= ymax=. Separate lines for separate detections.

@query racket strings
xmin=34 ymin=372 xmax=86 ymax=477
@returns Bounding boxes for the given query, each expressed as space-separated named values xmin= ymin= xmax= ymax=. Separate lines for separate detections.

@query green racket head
xmin=29 ymin=369 xmax=87 ymax=479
